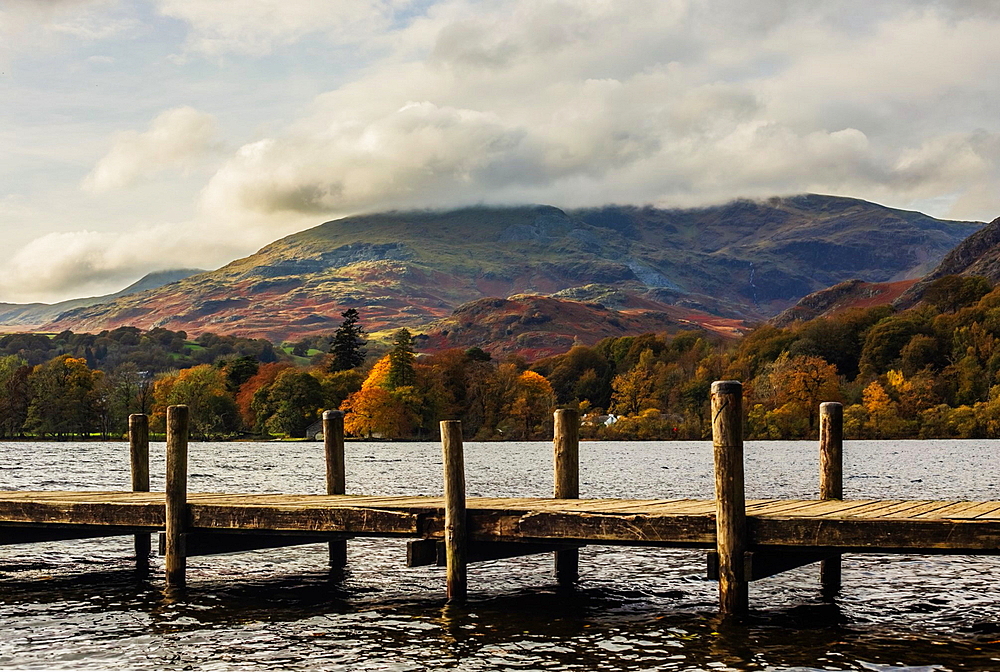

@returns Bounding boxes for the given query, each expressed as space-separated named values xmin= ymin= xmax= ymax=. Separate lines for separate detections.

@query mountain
xmin=38 ymin=196 xmax=980 ymax=343
xmin=770 ymin=279 xmax=916 ymax=327
xmin=0 ymin=269 xmax=204 ymax=329
xmin=895 ymin=216 xmax=1000 ymax=310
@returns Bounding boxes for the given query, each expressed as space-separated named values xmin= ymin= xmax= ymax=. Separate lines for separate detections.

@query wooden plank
xmin=909 ymin=501 xmax=982 ymax=519
xmin=842 ymin=500 xmax=939 ymax=519
xmin=751 ymin=516 xmax=1000 ymax=552
xmin=744 ymin=500 xmax=826 ymax=516
xmin=490 ymin=510 xmax=717 ymax=545
xmin=157 ymin=531 xmax=338 ymax=557
xmin=187 ymin=504 xmax=420 ymax=535
xmin=0 ymin=500 xmax=164 ymax=527
xmin=0 ymin=524 xmax=150 ymax=545
xmin=872 ymin=501 xmax=959 ymax=519
xmin=764 ymin=499 xmax=885 ymax=518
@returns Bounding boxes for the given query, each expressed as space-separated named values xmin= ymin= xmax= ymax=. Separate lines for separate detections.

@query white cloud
xmin=0 ymin=222 xmax=261 ymax=304
xmin=82 ymin=107 xmax=219 ymax=194
xmin=190 ymin=1 xmax=1000 ymax=222
xmin=7 ymin=0 xmax=1000 ymax=304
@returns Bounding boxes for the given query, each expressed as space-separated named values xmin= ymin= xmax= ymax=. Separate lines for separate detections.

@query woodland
xmin=1 ymin=276 xmax=999 ymax=442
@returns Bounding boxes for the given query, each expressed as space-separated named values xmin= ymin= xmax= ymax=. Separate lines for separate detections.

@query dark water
xmin=1 ymin=439 xmax=999 ymax=671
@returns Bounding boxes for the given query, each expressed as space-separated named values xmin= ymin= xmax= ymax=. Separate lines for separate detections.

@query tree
xmin=386 ymin=328 xmax=416 ymax=389
xmin=253 ymin=369 xmax=324 ymax=437
xmin=0 ymin=356 xmax=31 ymax=438
xmin=768 ymin=353 xmax=841 ymax=432
xmin=341 ymin=386 xmax=417 ymax=439
xmin=152 ymin=365 xmax=239 ymax=439
xmin=329 ymin=308 xmax=367 ymax=371
xmin=25 ymin=356 xmax=103 ymax=437
xmin=610 ymin=349 xmax=657 ymax=416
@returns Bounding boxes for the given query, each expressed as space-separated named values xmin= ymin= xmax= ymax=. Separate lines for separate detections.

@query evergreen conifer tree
xmin=329 ymin=309 xmax=367 ymax=371
xmin=386 ymin=328 xmax=416 ymax=389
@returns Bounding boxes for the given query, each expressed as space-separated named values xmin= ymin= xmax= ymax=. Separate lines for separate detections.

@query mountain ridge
xmin=0 ymin=269 xmax=204 ymax=329
xmin=32 ymin=195 xmax=980 ymax=345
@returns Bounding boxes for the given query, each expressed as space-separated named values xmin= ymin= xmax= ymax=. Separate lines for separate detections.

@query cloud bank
xmin=4 ymin=0 xmax=1000 ymax=302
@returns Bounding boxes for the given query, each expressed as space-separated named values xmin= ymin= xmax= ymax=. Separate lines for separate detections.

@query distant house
xmin=304 ymin=419 xmax=324 ymax=441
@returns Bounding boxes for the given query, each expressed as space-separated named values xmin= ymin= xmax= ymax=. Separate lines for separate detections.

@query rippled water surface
xmin=1 ymin=439 xmax=999 ymax=671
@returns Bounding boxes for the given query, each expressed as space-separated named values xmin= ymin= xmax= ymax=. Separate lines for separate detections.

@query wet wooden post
xmin=712 ymin=380 xmax=748 ymax=617
xmin=553 ymin=408 xmax=580 ymax=585
xmin=128 ymin=414 xmax=150 ymax=567
xmin=819 ymin=401 xmax=844 ymax=594
xmin=323 ymin=410 xmax=348 ymax=568
xmin=164 ymin=405 xmax=189 ymax=591
xmin=441 ymin=420 xmax=467 ymax=603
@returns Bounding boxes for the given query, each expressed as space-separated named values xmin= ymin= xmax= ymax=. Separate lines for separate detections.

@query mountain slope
xmin=0 ymin=269 xmax=204 ymax=329
xmin=895 ymin=216 xmax=1000 ymax=309
xmin=40 ymin=196 xmax=980 ymax=342
xmin=420 ymin=295 xmax=745 ymax=359
xmin=771 ymin=279 xmax=916 ymax=327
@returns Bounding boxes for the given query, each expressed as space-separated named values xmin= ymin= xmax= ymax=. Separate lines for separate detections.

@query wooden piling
xmin=553 ymin=408 xmax=580 ymax=585
xmin=323 ymin=409 xmax=348 ymax=568
xmin=441 ymin=420 xmax=467 ymax=603
xmin=128 ymin=414 xmax=150 ymax=566
xmin=164 ymin=405 xmax=189 ymax=591
xmin=711 ymin=380 xmax=748 ymax=617
xmin=819 ymin=401 xmax=844 ymax=594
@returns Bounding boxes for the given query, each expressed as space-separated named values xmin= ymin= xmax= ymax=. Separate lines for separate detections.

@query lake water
xmin=0 ymin=439 xmax=999 ymax=671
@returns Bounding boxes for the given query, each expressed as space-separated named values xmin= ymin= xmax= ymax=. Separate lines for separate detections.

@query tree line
xmin=7 ymin=276 xmax=1000 ymax=441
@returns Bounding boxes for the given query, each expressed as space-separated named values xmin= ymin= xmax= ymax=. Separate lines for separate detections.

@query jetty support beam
xmin=324 ymin=409 xmax=348 ymax=569
xmin=553 ymin=408 xmax=580 ymax=585
xmin=164 ymin=405 xmax=189 ymax=592
xmin=712 ymin=380 xmax=748 ymax=617
xmin=819 ymin=401 xmax=844 ymax=594
xmin=129 ymin=413 xmax=150 ymax=568
xmin=441 ymin=420 xmax=467 ymax=603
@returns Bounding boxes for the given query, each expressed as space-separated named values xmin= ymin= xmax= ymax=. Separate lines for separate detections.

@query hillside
xmin=0 ymin=269 xmax=203 ymax=329
xmin=419 ymin=295 xmax=745 ymax=359
xmin=770 ymin=279 xmax=916 ymax=327
xmin=38 ymin=196 xmax=980 ymax=343
xmin=895 ymin=216 xmax=1000 ymax=309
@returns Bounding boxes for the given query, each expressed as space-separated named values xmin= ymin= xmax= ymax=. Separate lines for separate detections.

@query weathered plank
xmin=157 ymin=531 xmax=338 ymax=557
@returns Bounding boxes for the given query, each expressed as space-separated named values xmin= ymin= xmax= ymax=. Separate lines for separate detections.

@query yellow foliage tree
xmin=341 ymin=386 xmax=417 ymax=439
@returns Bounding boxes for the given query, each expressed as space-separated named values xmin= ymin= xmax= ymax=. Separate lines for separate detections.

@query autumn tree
xmin=25 ymin=355 xmax=103 ymax=437
xmin=610 ymin=349 xmax=657 ymax=416
xmin=152 ymin=365 xmax=239 ymax=439
xmin=768 ymin=353 xmax=841 ymax=432
xmin=252 ymin=369 xmax=325 ymax=437
xmin=341 ymin=386 xmax=417 ymax=439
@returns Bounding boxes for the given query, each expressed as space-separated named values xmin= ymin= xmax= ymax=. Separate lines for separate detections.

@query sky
xmin=3 ymin=0 xmax=1000 ymax=304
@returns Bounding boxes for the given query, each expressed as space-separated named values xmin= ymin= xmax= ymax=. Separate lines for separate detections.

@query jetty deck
xmin=1 ymin=383 xmax=998 ymax=618
xmin=2 ymin=493 xmax=1000 ymax=553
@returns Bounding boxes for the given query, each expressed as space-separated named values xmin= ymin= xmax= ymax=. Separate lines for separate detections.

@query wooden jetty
xmin=1 ymin=381 xmax=999 ymax=618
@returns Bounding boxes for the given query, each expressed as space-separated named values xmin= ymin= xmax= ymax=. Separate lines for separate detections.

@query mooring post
xmin=164 ymin=405 xmax=189 ymax=591
xmin=441 ymin=420 xmax=467 ymax=603
xmin=819 ymin=401 xmax=844 ymax=594
xmin=553 ymin=408 xmax=580 ymax=585
xmin=323 ymin=409 xmax=348 ymax=568
xmin=712 ymin=380 xmax=748 ymax=617
xmin=128 ymin=413 xmax=150 ymax=567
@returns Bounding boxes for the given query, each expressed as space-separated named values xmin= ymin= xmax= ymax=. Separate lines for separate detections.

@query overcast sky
xmin=3 ymin=0 xmax=1000 ymax=303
